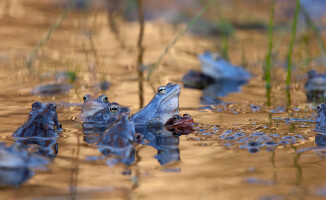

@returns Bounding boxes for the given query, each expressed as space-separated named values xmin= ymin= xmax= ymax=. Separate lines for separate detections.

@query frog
xmin=81 ymin=94 xmax=130 ymax=123
xmin=164 ymin=113 xmax=195 ymax=134
xmin=182 ymin=70 xmax=216 ymax=89
xmin=0 ymin=142 xmax=49 ymax=187
xmin=13 ymin=102 xmax=62 ymax=138
xmin=198 ymin=51 xmax=251 ymax=81
xmin=131 ymin=82 xmax=181 ymax=126
xmin=95 ymin=113 xmax=136 ymax=166
xmin=305 ymin=70 xmax=326 ymax=102
xmin=81 ymin=94 xmax=131 ymax=144
xmin=15 ymin=137 xmax=58 ymax=158
xmin=97 ymin=113 xmax=135 ymax=148
xmin=316 ymin=103 xmax=326 ymax=132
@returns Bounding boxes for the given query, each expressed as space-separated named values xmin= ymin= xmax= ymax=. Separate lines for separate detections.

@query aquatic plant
xmin=286 ymin=0 xmax=300 ymax=89
xmin=214 ymin=3 xmax=234 ymax=60
xmin=25 ymin=0 xmax=79 ymax=70
xmin=147 ymin=0 xmax=216 ymax=80
xmin=264 ymin=0 xmax=275 ymax=106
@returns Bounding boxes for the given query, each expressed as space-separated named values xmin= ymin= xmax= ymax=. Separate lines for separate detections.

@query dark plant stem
xmin=136 ymin=0 xmax=145 ymax=108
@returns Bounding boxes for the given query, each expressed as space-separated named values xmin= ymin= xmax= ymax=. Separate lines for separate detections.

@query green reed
xmin=300 ymin=6 xmax=326 ymax=69
xmin=215 ymin=3 xmax=233 ymax=61
xmin=26 ymin=0 xmax=78 ymax=70
xmin=147 ymin=0 xmax=216 ymax=80
xmin=264 ymin=0 xmax=275 ymax=106
xmin=286 ymin=0 xmax=300 ymax=89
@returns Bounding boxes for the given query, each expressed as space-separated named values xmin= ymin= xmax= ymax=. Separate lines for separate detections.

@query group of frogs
xmin=0 ymin=82 xmax=196 ymax=186
xmin=3 ymin=75 xmax=326 ymax=186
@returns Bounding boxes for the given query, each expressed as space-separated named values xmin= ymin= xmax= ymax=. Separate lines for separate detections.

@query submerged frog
xmin=98 ymin=113 xmax=135 ymax=148
xmin=164 ymin=113 xmax=195 ymax=134
xmin=13 ymin=102 xmax=62 ymax=138
xmin=131 ymin=82 xmax=181 ymax=126
xmin=81 ymin=94 xmax=130 ymax=123
xmin=316 ymin=104 xmax=326 ymax=132
xmin=305 ymin=70 xmax=326 ymax=102
xmin=96 ymin=113 xmax=136 ymax=166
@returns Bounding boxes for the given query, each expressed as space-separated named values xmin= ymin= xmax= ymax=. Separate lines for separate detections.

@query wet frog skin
xmin=164 ymin=113 xmax=195 ymax=134
xmin=97 ymin=113 xmax=136 ymax=148
xmin=81 ymin=94 xmax=130 ymax=123
xmin=131 ymin=82 xmax=181 ymax=126
xmin=96 ymin=113 xmax=136 ymax=166
xmin=13 ymin=102 xmax=62 ymax=138
xmin=316 ymin=104 xmax=326 ymax=131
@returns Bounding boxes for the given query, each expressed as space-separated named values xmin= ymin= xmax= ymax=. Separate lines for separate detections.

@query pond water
xmin=1 ymin=0 xmax=326 ymax=199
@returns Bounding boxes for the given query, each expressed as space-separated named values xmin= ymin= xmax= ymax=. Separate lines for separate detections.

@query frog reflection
xmin=136 ymin=126 xmax=181 ymax=166
xmin=183 ymin=71 xmax=248 ymax=105
xmin=315 ymin=104 xmax=326 ymax=132
xmin=15 ymin=138 xmax=58 ymax=158
xmin=0 ymin=143 xmax=48 ymax=187
xmin=315 ymin=133 xmax=326 ymax=146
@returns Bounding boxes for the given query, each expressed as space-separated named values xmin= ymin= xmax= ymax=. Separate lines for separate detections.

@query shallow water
xmin=1 ymin=0 xmax=326 ymax=199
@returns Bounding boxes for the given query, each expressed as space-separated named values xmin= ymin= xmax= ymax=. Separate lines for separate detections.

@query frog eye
xmin=109 ymin=105 xmax=119 ymax=114
xmin=101 ymin=95 xmax=109 ymax=103
xmin=173 ymin=115 xmax=180 ymax=121
xmin=83 ymin=94 xmax=90 ymax=102
xmin=32 ymin=102 xmax=42 ymax=109
xmin=158 ymin=86 xmax=166 ymax=94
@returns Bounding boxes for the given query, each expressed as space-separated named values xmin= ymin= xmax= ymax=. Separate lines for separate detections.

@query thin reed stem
xmin=136 ymin=0 xmax=145 ymax=108
xmin=286 ymin=0 xmax=300 ymax=89
xmin=265 ymin=0 xmax=275 ymax=106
